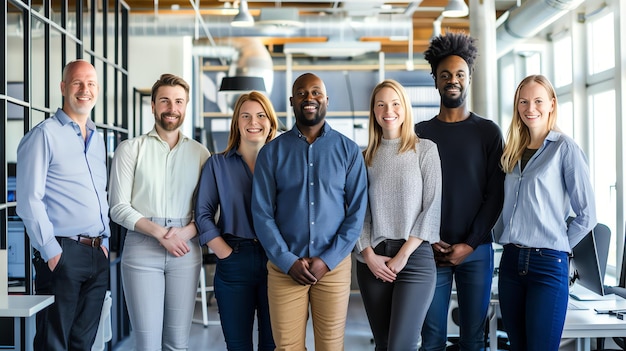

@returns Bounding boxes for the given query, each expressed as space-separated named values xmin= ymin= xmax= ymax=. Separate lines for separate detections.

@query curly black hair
xmin=424 ymin=32 xmax=478 ymax=79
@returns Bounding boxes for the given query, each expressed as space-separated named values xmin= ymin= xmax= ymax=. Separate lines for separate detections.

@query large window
xmin=588 ymin=85 xmax=617 ymax=283
xmin=585 ymin=7 xmax=618 ymax=283
xmin=553 ymin=34 xmax=573 ymax=88
xmin=587 ymin=11 xmax=615 ymax=76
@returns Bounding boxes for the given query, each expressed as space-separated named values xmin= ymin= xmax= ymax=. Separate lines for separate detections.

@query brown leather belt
xmin=64 ymin=235 xmax=103 ymax=248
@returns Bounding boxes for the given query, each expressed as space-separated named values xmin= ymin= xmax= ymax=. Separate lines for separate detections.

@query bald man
xmin=17 ymin=59 xmax=110 ymax=350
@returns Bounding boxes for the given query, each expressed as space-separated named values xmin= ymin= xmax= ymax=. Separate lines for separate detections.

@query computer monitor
xmin=570 ymin=230 xmax=605 ymax=299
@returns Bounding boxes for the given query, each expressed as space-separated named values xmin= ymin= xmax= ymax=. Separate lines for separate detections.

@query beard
xmin=294 ymin=106 xmax=326 ymax=127
xmin=156 ymin=113 xmax=184 ymax=131
xmin=441 ymin=94 xmax=465 ymax=109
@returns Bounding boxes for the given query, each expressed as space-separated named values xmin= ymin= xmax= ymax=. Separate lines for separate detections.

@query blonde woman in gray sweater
xmin=356 ymin=79 xmax=442 ymax=351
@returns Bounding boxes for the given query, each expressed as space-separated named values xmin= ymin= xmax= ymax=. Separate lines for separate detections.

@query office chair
xmin=594 ymin=223 xmax=611 ymax=281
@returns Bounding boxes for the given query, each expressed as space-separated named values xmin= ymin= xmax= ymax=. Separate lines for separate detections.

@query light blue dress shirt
xmin=252 ymin=123 xmax=368 ymax=274
xmin=16 ymin=108 xmax=110 ymax=261
xmin=496 ymin=130 xmax=597 ymax=252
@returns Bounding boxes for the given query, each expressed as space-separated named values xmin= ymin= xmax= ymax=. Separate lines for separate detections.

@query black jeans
xmin=357 ymin=239 xmax=436 ymax=351
xmin=33 ymin=237 xmax=109 ymax=351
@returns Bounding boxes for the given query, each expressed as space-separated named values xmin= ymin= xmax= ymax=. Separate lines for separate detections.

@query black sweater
xmin=415 ymin=113 xmax=505 ymax=248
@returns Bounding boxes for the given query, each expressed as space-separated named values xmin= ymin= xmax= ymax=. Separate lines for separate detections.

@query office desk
xmin=489 ymin=297 xmax=626 ymax=351
xmin=0 ymin=295 xmax=54 ymax=351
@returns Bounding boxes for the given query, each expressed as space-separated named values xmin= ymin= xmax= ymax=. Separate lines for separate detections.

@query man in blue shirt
xmin=252 ymin=72 xmax=368 ymax=350
xmin=16 ymin=59 xmax=110 ymax=350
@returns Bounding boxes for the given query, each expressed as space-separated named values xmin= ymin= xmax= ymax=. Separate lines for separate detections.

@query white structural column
xmin=615 ymin=0 xmax=626 ymax=280
xmin=470 ymin=0 xmax=498 ymax=120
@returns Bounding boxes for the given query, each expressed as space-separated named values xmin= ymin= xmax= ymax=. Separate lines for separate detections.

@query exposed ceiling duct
xmin=4 ymin=4 xmax=416 ymax=41
xmin=123 ymin=13 xmax=413 ymax=41
xmin=496 ymin=0 xmax=585 ymax=57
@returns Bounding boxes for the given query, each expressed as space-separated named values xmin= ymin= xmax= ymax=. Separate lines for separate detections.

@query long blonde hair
xmin=500 ymin=75 xmax=558 ymax=173
xmin=363 ymin=79 xmax=418 ymax=167
xmin=223 ymin=91 xmax=278 ymax=153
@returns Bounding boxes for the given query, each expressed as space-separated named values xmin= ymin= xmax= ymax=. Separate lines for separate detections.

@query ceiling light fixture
xmin=257 ymin=8 xmax=303 ymax=28
xmin=442 ymin=0 xmax=469 ymax=18
xmin=231 ymin=0 xmax=254 ymax=27
xmin=219 ymin=76 xmax=266 ymax=94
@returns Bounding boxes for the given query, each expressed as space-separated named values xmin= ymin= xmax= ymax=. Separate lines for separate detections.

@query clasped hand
xmin=364 ymin=253 xmax=401 ymax=283
xmin=288 ymin=257 xmax=329 ymax=285
xmin=160 ymin=227 xmax=191 ymax=257
xmin=433 ymin=241 xmax=473 ymax=266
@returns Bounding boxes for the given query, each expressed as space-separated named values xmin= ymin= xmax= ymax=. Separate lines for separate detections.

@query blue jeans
xmin=498 ymin=244 xmax=569 ymax=351
xmin=215 ymin=235 xmax=274 ymax=351
xmin=420 ymin=243 xmax=494 ymax=351
xmin=357 ymin=240 xmax=436 ymax=351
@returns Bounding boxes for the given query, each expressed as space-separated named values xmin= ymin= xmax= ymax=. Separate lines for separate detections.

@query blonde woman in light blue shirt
xmin=496 ymin=74 xmax=596 ymax=351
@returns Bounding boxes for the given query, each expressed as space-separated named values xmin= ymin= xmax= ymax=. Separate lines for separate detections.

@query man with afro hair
xmin=415 ymin=32 xmax=505 ymax=351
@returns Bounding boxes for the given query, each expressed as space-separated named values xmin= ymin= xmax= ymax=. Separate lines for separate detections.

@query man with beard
xmin=415 ymin=33 xmax=505 ymax=351
xmin=252 ymin=73 xmax=368 ymax=350
xmin=17 ymin=59 xmax=110 ymax=350
xmin=108 ymin=73 xmax=210 ymax=350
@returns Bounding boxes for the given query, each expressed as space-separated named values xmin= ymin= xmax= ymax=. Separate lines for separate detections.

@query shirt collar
xmin=291 ymin=122 xmax=330 ymax=140
xmin=55 ymin=108 xmax=96 ymax=131
xmin=225 ymin=148 xmax=240 ymax=158
xmin=545 ymin=130 xmax=561 ymax=142
xmin=147 ymin=127 xmax=188 ymax=147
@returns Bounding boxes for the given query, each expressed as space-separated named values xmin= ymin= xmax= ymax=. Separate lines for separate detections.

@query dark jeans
xmin=33 ymin=237 xmax=109 ymax=351
xmin=214 ymin=235 xmax=274 ymax=351
xmin=357 ymin=240 xmax=436 ymax=351
xmin=420 ymin=243 xmax=494 ymax=351
xmin=498 ymin=244 xmax=569 ymax=351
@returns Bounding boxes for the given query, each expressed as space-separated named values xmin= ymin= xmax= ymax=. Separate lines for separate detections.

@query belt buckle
xmin=80 ymin=236 xmax=100 ymax=247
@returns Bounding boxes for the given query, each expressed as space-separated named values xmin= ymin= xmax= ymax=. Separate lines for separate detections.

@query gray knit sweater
xmin=355 ymin=137 xmax=442 ymax=263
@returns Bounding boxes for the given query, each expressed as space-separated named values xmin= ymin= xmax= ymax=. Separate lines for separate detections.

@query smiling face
xmin=517 ymin=81 xmax=555 ymax=134
xmin=373 ymin=86 xmax=405 ymax=139
xmin=435 ymin=55 xmax=470 ymax=109
xmin=290 ymin=73 xmax=328 ymax=127
xmin=238 ymin=100 xmax=272 ymax=146
xmin=152 ymin=85 xmax=187 ymax=132
xmin=60 ymin=61 xmax=99 ymax=118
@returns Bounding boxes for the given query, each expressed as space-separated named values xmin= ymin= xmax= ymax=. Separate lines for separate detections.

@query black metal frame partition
xmin=1 ymin=0 xmax=132 ymax=348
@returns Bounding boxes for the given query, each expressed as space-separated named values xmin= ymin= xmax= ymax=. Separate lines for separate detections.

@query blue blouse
xmin=496 ymin=130 xmax=597 ymax=252
xmin=195 ymin=149 xmax=257 ymax=246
